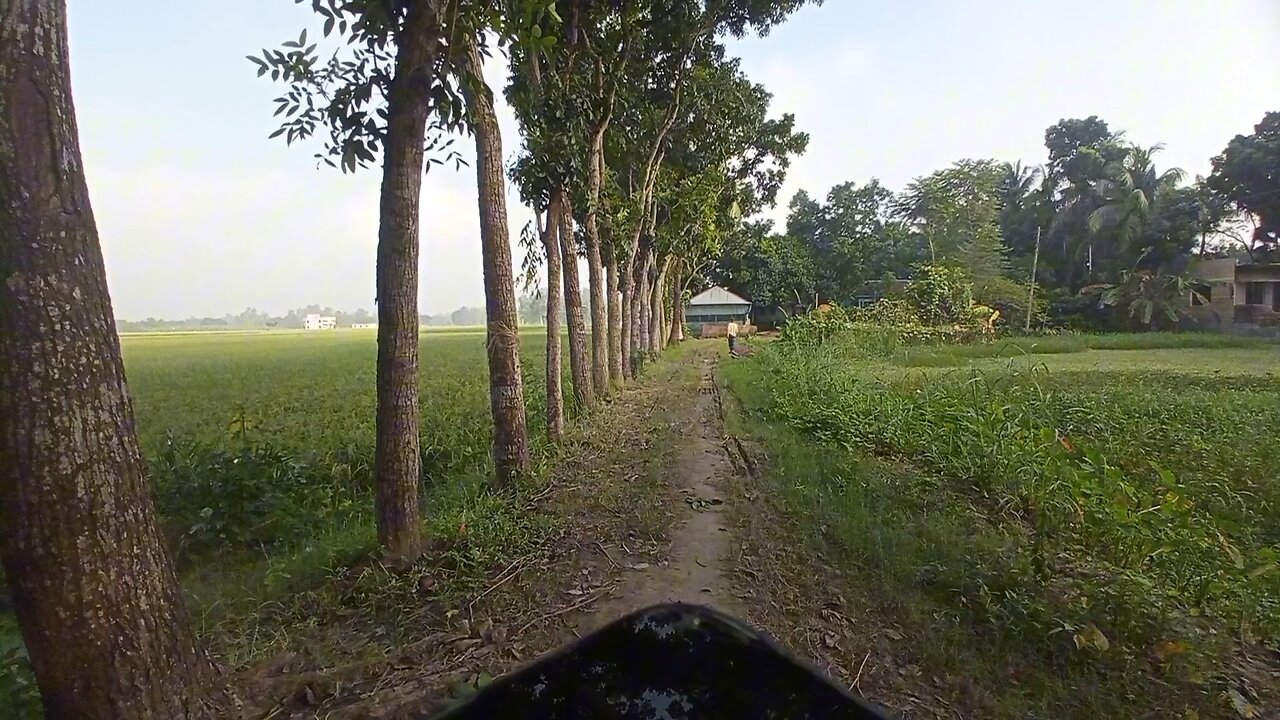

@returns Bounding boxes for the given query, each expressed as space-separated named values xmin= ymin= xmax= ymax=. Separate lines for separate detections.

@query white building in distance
xmin=351 ymin=322 xmax=377 ymax=329
xmin=303 ymin=313 xmax=337 ymax=330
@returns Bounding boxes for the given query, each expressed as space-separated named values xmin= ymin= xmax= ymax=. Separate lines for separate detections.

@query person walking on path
xmin=726 ymin=320 xmax=739 ymax=356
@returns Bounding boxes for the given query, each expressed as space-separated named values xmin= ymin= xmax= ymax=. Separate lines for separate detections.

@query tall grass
xmin=2 ymin=331 xmax=572 ymax=714
xmin=897 ymin=331 xmax=1275 ymax=367
xmin=723 ymin=331 xmax=1279 ymax=718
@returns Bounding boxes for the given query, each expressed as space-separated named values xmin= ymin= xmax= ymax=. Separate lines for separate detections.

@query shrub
xmin=781 ymin=265 xmax=998 ymax=348
xmin=977 ymin=276 xmax=1044 ymax=331
xmin=744 ymin=342 xmax=1280 ymax=675
xmin=904 ymin=264 xmax=974 ymax=325
xmin=0 ymin=616 xmax=39 ymax=719
xmin=152 ymin=437 xmax=364 ymax=559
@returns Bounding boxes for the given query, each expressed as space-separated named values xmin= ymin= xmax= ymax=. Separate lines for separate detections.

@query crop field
xmin=123 ymin=329 xmax=552 ymax=459
xmin=121 ymin=330 xmax=564 ymax=656
xmin=114 ymin=327 xmax=568 ymax=557
xmin=722 ymin=333 xmax=1280 ymax=718
xmin=1 ymin=329 xmax=579 ymax=707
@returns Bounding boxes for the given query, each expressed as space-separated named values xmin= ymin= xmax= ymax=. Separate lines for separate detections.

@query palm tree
xmin=999 ymin=160 xmax=1041 ymax=210
xmin=1088 ymin=144 xmax=1185 ymax=259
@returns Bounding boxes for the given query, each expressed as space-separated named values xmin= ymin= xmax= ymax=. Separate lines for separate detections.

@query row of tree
xmin=253 ymin=0 xmax=811 ymax=558
xmin=0 ymin=1 xmax=814 ymax=716
xmin=714 ymin=112 xmax=1280 ymax=324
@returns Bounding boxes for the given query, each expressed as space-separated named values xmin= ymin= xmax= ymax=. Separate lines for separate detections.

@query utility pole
xmin=1025 ymin=226 xmax=1041 ymax=333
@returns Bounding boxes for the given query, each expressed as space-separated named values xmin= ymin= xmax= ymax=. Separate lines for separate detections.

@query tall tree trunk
xmin=620 ymin=261 xmax=633 ymax=380
xmin=558 ymin=197 xmax=594 ymax=410
xmin=621 ymin=227 xmax=642 ymax=379
xmin=0 ymin=3 xmax=224 ymax=716
xmin=638 ymin=252 xmax=652 ymax=358
xmin=628 ymin=251 xmax=644 ymax=376
xmin=605 ymin=250 xmax=623 ymax=385
xmin=584 ymin=119 xmax=610 ymax=395
xmin=462 ymin=44 xmax=529 ymax=484
xmin=648 ymin=255 xmax=668 ymax=355
xmin=373 ymin=1 xmax=441 ymax=563
xmin=668 ymin=261 xmax=685 ymax=345
xmin=541 ymin=196 xmax=565 ymax=442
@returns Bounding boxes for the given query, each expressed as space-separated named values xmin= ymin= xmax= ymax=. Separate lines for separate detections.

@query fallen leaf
xmin=1152 ymin=640 xmax=1188 ymax=661
xmin=1226 ymin=688 xmax=1259 ymax=718
xmin=1073 ymin=623 xmax=1110 ymax=652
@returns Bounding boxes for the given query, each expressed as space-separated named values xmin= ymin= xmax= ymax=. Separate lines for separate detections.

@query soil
xmin=573 ymin=349 xmax=744 ymax=632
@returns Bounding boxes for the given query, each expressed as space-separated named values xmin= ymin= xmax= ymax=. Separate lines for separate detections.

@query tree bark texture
xmin=541 ymin=195 xmax=565 ymax=442
xmin=638 ymin=252 xmax=652 ymax=359
xmin=626 ymin=237 xmax=647 ymax=377
xmin=619 ymin=263 xmax=633 ymax=380
xmin=0 ymin=3 xmax=224 ymax=716
xmin=651 ymin=256 xmax=670 ymax=353
xmin=584 ymin=119 xmax=610 ymax=395
xmin=558 ymin=197 xmax=594 ymax=410
xmin=668 ymin=265 xmax=685 ymax=345
xmin=462 ymin=44 xmax=530 ymax=484
xmin=374 ymin=2 xmax=442 ymax=562
xmin=605 ymin=251 xmax=623 ymax=385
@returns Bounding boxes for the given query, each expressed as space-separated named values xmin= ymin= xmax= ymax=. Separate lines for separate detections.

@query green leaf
xmin=324 ymin=16 xmax=335 ymax=36
xmin=268 ymin=127 xmax=287 ymax=139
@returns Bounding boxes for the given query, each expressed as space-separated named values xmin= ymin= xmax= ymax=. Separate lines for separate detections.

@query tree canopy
xmin=1208 ymin=111 xmax=1280 ymax=257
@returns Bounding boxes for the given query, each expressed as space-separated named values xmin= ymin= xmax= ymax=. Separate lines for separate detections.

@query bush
xmin=904 ymin=264 xmax=974 ymax=325
xmin=781 ymin=265 xmax=998 ymax=348
xmin=977 ymin=276 xmax=1044 ymax=331
xmin=745 ymin=342 xmax=1280 ymax=678
xmin=152 ymin=437 xmax=364 ymax=559
xmin=0 ymin=616 xmax=39 ymax=719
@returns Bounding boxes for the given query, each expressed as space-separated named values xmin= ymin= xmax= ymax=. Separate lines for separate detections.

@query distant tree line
xmin=115 ymin=294 xmax=590 ymax=332
xmin=714 ymin=112 xmax=1279 ymax=330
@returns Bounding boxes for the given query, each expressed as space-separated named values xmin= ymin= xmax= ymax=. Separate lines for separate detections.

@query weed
xmin=0 ymin=331 xmax=572 ymax=703
xmin=724 ymin=331 xmax=1280 ymax=718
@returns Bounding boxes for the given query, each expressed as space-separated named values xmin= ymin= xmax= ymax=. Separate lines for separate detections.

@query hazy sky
xmin=68 ymin=1 xmax=1279 ymax=320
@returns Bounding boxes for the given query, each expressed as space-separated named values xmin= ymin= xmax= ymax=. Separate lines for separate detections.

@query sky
xmin=66 ymin=1 xmax=1280 ymax=320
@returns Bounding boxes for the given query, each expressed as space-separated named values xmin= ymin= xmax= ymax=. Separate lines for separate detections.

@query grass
xmin=121 ymin=330 xmax=561 ymax=459
xmin=2 ymin=329 xmax=580 ymax=713
xmin=721 ymin=332 xmax=1279 ymax=719
xmin=895 ymin=331 xmax=1277 ymax=367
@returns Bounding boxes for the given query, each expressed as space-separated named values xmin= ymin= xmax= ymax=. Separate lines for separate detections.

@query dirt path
xmin=575 ymin=348 xmax=745 ymax=632
xmin=241 ymin=346 xmax=747 ymax=718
